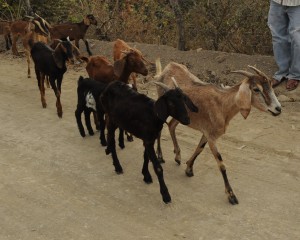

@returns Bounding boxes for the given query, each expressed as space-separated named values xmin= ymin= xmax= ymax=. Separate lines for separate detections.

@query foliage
xmin=0 ymin=0 xmax=273 ymax=55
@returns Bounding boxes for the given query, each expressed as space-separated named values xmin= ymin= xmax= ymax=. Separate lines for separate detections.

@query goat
xmin=75 ymin=76 xmax=135 ymax=148
xmin=75 ymin=76 xmax=107 ymax=144
xmin=155 ymin=59 xmax=282 ymax=205
xmin=47 ymin=14 xmax=97 ymax=56
xmin=30 ymin=39 xmax=80 ymax=118
xmin=10 ymin=15 xmax=50 ymax=56
xmin=80 ymin=50 xmax=148 ymax=144
xmin=113 ymin=38 xmax=152 ymax=90
xmin=0 ymin=21 xmax=12 ymax=50
xmin=100 ymin=80 xmax=198 ymax=203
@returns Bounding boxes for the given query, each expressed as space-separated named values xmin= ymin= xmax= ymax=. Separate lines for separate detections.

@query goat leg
xmin=208 ymin=141 xmax=239 ymax=205
xmin=142 ymin=149 xmax=152 ymax=184
xmin=156 ymin=131 xmax=165 ymax=163
xmin=75 ymin=108 xmax=86 ymax=137
xmin=185 ymin=135 xmax=208 ymax=177
xmin=106 ymin=121 xmax=123 ymax=174
xmin=37 ymin=72 xmax=47 ymax=108
xmin=168 ymin=118 xmax=181 ymax=164
xmin=84 ymin=109 xmax=94 ymax=136
xmin=83 ymin=39 xmax=93 ymax=56
xmin=97 ymin=109 xmax=107 ymax=146
xmin=118 ymin=128 xmax=125 ymax=149
xmin=145 ymin=143 xmax=171 ymax=203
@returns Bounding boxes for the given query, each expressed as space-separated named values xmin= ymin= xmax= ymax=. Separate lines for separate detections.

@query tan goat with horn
xmin=155 ymin=59 xmax=282 ymax=205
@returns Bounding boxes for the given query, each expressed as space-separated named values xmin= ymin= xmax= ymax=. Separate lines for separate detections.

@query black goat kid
xmin=75 ymin=76 xmax=133 ymax=149
xmin=75 ymin=76 xmax=107 ymax=142
xmin=100 ymin=80 xmax=198 ymax=203
xmin=30 ymin=39 xmax=80 ymax=118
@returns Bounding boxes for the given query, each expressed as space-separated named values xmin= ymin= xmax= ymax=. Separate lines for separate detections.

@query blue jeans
xmin=268 ymin=1 xmax=300 ymax=81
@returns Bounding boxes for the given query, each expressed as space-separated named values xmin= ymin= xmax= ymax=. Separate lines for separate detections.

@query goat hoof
xmin=115 ymin=168 xmax=123 ymax=174
xmin=57 ymin=112 xmax=63 ymax=118
xmin=157 ymin=157 xmax=165 ymax=164
xmin=105 ymin=148 xmax=111 ymax=155
xmin=185 ymin=169 xmax=194 ymax=177
xmin=143 ymin=176 xmax=153 ymax=184
xmin=80 ymin=132 xmax=86 ymax=138
xmin=119 ymin=143 xmax=125 ymax=149
xmin=175 ymin=159 xmax=181 ymax=165
xmin=101 ymin=141 xmax=107 ymax=146
xmin=228 ymin=193 xmax=239 ymax=205
xmin=88 ymin=130 xmax=94 ymax=136
xmin=127 ymin=135 xmax=134 ymax=142
xmin=42 ymin=103 xmax=47 ymax=108
xmin=162 ymin=193 xmax=172 ymax=204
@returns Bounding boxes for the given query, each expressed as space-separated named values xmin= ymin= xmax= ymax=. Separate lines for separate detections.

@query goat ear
xmin=154 ymin=96 xmax=168 ymax=122
xmin=113 ymin=59 xmax=125 ymax=78
xmin=235 ymin=81 xmax=252 ymax=119
xmin=184 ymin=95 xmax=198 ymax=113
xmin=84 ymin=17 xmax=91 ymax=25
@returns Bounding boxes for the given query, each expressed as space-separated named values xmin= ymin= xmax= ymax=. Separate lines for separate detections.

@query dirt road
xmin=0 ymin=44 xmax=299 ymax=240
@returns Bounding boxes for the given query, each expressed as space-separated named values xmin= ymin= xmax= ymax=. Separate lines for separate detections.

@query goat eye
xmin=253 ymin=88 xmax=260 ymax=93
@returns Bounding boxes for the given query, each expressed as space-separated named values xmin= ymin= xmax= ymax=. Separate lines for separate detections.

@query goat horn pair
xmin=34 ymin=13 xmax=52 ymax=29
xmin=33 ymin=20 xmax=49 ymax=36
xmin=248 ymin=65 xmax=269 ymax=80
xmin=154 ymin=77 xmax=180 ymax=91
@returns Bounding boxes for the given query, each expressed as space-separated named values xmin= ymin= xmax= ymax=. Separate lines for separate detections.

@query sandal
xmin=286 ymin=79 xmax=299 ymax=91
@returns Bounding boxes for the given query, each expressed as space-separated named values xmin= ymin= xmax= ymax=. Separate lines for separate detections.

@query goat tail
xmin=155 ymin=57 xmax=162 ymax=76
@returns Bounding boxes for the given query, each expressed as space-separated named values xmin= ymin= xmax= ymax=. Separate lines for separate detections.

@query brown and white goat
xmin=0 ymin=21 xmax=12 ymax=50
xmin=47 ymin=14 xmax=97 ymax=56
xmin=113 ymin=38 xmax=151 ymax=90
xmin=155 ymin=60 xmax=282 ymax=205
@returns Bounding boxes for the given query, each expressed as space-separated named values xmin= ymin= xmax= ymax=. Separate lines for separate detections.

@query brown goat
xmin=113 ymin=39 xmax=151 ymax=89
xmin=82 ymin=50 xmax=148 ymax=83
xmin=10 ymin=15 xmax=50 ymax=56
xmin=0 ymin=21 xmax=12 ymax=50
xmin=47 ymin=14 xmax=97 ymax=56
xmin=155 ymin=60 xmax=282 ymax=205
xmin=81 ymin=50 xmax=148 ymax=144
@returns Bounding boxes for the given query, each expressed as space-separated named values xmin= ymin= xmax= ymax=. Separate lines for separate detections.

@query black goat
xmin=30 ymin=39 xmax=80 ymax=118
xmin=75 ymin=76 xmax=107 ymax=143
xmin=100 ymin=80 xmax=198 ymax=203
xmin=75 ymin=76 xmax=131 ymax=149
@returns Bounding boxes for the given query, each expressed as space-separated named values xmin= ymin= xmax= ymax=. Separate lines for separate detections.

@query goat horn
xmin=67 ymin=36 xmax=71 ymax=42
xmin=153 ymin=81 xmax=170 ymax=91
xmin=33 ymin=20 xmax=49 ymax=36
xmin=25 ymin=15 xmax=34 ymax=19
xmin=230 ymin=70 xmax=255 ymax=78
xmin=248 ymin=65 xmax=269 ymax=79
xmin=171 ymin=77 xmax=179 ymax=88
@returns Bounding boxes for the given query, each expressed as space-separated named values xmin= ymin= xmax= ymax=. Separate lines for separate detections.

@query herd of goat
xmin=0 ymin=13 xmax=283 ymax=204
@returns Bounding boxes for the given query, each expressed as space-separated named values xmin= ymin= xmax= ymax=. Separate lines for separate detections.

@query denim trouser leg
xmin=268 ymin=1 xmax=300 ymax=81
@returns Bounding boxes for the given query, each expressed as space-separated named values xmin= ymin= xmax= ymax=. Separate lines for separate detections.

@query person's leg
xmin=286 ymin=5 xmax=300 ymax=90
xmin=268 ymin=1 xmax=290 ymax=82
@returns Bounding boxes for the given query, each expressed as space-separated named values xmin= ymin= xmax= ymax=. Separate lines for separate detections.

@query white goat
xmin=155 ymin=59 xmax=282 ymax=205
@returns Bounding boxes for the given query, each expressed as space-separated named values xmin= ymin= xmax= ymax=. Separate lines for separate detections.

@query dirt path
xmin=0 ymin=45 xmax=299 ymax=240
